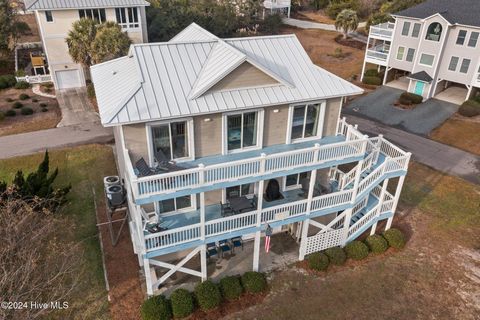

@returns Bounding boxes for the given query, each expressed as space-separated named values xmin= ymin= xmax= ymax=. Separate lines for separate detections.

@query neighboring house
xmin=91 ymin=23 xmax=410 ymax=295
xmin=23 ymin=0 xmax=149 ymax=90
xmin=361 ymin=0 xmax=480 ymax=102
xmin=263 ymin=0 xmax=291 ymax=18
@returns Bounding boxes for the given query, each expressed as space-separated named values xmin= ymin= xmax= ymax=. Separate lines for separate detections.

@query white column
xmin=144 ymin=258 xmax=154 ymax=296
xmin=287 ymin=6 xmax=291 ymax=18
xmin=371 ymin=178 xmax=389 ymax=235
xmin=360 ymin=37 xmax=370 ymax=82
xmin=386 ymin=175 xmax=406 ymax=230
xmin=383 ymin=67 xmax=390 ymax=85
xmin=199 ymin=190 xmax=207 ymax=281
xmin=253 ymin=154 xmax=266 ymax=272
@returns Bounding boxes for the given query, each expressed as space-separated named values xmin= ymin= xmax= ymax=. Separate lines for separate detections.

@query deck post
xmin=253 ymin=154 xmax=266 ymax=272
xmin=199 ymin=189 xmax=207 ymax=281
xmin=386 ymin=175 xmax=406 ymax=230
xmin=144 ymin=258 xmax=154 ymax=296
xmin=287 ymin=5 xmax=291 ymax=18
xmin=371 ymin=178 xmax=389 ymax=235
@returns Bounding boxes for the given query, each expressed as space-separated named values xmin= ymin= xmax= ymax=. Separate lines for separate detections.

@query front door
xmin=414 ymin=81 xmax=425 ymax=96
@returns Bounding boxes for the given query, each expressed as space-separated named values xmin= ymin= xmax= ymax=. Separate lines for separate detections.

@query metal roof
xmin=408 ymin=71 xmax=433 ymax=83
xmin=91 ymin=24 xmax=363 ymax=126
xmin=25 ymin=0 xmax=149 ymax=10
xmin=169 ymin=23 xmax=219 ymax=43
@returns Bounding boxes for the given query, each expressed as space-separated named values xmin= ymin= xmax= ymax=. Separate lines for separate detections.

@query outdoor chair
xmin=220 ymin=202 xmax=234 ymax=217
xmin=206 ymin=242 xmax=219 ymax=259
xmin=219 ymin=240 xmax=232 ymax=258
xmin=154 ymin=149 xmax=186 ymax=172
xmin=231 ymin=237 xmax=243 ymax=253
xmin=135 ymin=157 xmax=161 ymax=177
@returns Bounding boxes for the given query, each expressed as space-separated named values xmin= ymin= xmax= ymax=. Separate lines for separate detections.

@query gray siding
xmin=263 ymin=105 xmax=289 ymax=146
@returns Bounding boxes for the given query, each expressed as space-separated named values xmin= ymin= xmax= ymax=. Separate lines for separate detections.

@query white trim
xmin=286 ymin=100 xmax=326 ymax=144
xmin=222 ymin=109 xmax=264 ymax=155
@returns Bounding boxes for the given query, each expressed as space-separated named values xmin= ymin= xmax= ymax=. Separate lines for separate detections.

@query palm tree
xmin=335 ymin=9 xmax=359 ymax=39
xmin=66 ymin=18 xmax=97 ymax=68
xmin=91 ymin=22 xmax=131 ymax=64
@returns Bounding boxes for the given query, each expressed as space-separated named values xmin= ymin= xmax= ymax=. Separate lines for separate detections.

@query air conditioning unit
xmin=104 ymin=176 xmax=120 ymax=189
xmin=106 ymin=185 xmax=125 ymax=208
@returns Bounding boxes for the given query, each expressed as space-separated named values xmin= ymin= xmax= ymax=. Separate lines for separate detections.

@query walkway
xmin=32 ymin=84 xmax=56 ymax=99
xmin=283 ymin=18 xmax=367 ymax=43
xmin=56 ymin=88 xmax=100 ymax=127
xmin=345 ymin=114 xmax=480 ymax=185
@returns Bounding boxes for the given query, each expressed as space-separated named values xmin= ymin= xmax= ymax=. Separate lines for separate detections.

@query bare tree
xmin=0 ymin=190 xmax=83 ymax=320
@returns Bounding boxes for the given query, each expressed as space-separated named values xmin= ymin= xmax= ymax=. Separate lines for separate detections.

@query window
xmin=151 ymin=121 xmax=190 ymax=161
xmin=115 ymin=7 xmax=139 ymax=29
xmin=448 ymin=56 xmax=459 ymax=71
xmin=406 ymin=48 xmax=415 ymax=62
xmin=45 ymin=10 xmax=53 ymax=22
xmin=226 ymin=183 xmax=254 ymax=200
xmin=158 ymin=196 xmax=192 ymax=213
xmin=425 ymin=23 xmax=442 ymax=41
xmin=401 ymin=22 xmax=411 ymax=36
xmin=396 ymin=46 xmax=405 ymax=60
xmin=412 ymin=23 xmax=421 ymax=37
xmin=456 ymin=30 xmax=467 ymax=45
xmin=460 ymin=59 xmax=471 ymax=73
xmin=419 ymin=53 xmax=434 ymax=66
xmin=226 ymin=112 xmax=258 ymax=152
xmin=468 ymin=32 xmax=479 ymax=48
xmin=285 ymin=172 xmax=309 ymax=189
xmin=79 ymin=8 xmax=106 ymax=23
xmin=290 ymin=103 xmax=322 ymax=141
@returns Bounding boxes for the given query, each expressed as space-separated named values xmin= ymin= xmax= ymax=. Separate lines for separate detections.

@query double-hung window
xmin=468 ymin=32 xmax=479 ymax=48
xmin=115 ymin=7 xmax=139 ymax=29
xmin=290 ymin=103 xmax=323 ymax=141
xmin=79 ymin=8 xmax=106 ymax=22
xmin=460 ymin=59 xmax=471 ymax=74
xmin=448 ymin=56 xmax=459 ymax=71
xmin=456 ymin=30 xmax=467 ymax=45
xmin=45 ymin=11 xmax=53 ymax=22
xmin=225 ymin=111 xmax=259 ymax=152
xmin=405 ymin=48 xmax=415 ymax=62
xmin=151 ymin=121 xmax=191 ymax=161
xmin=419 ymin=53 xmax=434 ymax=66
xmin=411 ymin=23 xmax=421 ymax=38
xmin=401 ymin=22 xmax=411 ymax=36
xmin=396 ymin=46 xmax=405 ymax=60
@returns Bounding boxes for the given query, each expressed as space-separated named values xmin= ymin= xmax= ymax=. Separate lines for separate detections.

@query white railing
xmin=366 ymin=50 xmax=389 ymax=62
xmin=348 ymin=204 xmax=379 ymax=238
xmin=369 ymin=22 xmax=394 ymax=39
xmin=262 ymin=199 xmax=309 ymax=223
xmin=15 ymin=74 xmax=52 ymax=84
xmin=311 ymin=189 xmax=353 ymax=211
xmin=264 ymin=0 xmax=291 ymax=8
xmin=380 ymin=199 xmax=394 ymax=213
xmin=144 ymin=223 xmax=202 ymax=250
xmin=205 ymin=211 xmax=257 ymax=236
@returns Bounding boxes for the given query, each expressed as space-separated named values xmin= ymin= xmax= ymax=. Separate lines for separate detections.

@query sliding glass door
xmin=151 ymin=121 xmax=189 ymax=161
xmin=290 ymin=103 xmax=321 ymax=141
xmin=226 ymin=112 xmax=258 ymax=152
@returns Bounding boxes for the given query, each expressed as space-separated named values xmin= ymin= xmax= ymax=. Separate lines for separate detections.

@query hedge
xmin=220 ymin=276 xmax=243 ymax=301
xmin=365 ymin=235 xmax=388 ymax=254
xmin=170 ymin=288 xmax=194 ymax=318
xmin=0 ymin=75 xmax=17 ymax=89
xmin=383 ymin=228 xmax=406 ymax=249
xmin=362 ymin=76 xmax=382 ymax=86
xmin=324 ymin=247 xmax=347 ymax=265
xmin=364 ymin=69 xmax=379 ymax=77
xmin=15 ymin=81 xmax=30 ymax=89
xmin=20 ymin=107 xmax=34 ymax=115
xmin=307 ymin=252 xmax=330 ymax=271
xmin=241 ymin=271 xmax=267 ymax=293
xmin=194 ymin=280 xmax=222 ymax=311
xmin=141 ymin=295 xmax=172 ymax=320
xmin=345 ymin=240 xmax=369 ymax=260
xmin=399 ymin=92 xmax=423 ymax=105
xmin=458 ymin=100 xmax=480 ymax=117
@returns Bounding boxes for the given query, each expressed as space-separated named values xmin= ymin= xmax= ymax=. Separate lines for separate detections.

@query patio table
xmin=229 ymin=196 xmax=254 ymax=214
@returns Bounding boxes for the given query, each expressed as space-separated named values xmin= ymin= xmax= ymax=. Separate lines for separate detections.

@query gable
xmin=207 ymin=62 xmax=280 ymax=93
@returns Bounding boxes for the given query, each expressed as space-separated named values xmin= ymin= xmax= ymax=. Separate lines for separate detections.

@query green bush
xmin=399 ymin=92 xmax=423 ymax=105
xmin=365 ymin=235 xmax=388 ymax=254
xmin=473 ymin=95 xmax=480 ymax=104
xmin=19 ymin=93 xmax=30 ymax=100
xmin=194 ymin=280 xmax=221 ymax=311
xmin=15 ymin=81 xmax=30 ymax=89
xmin=39 ymin=103 xmax=48 ymax=108
xmin=32 ymin=98 xmax=38 ymax=102
xmin=324 ymin=247 xmax=347 ymax=265
xmin=141 ymin=295 xmax=172 ymax=320
xmin=87 ymin=83 xmax=96 ymax=99
xmin=20 ymin=107 xmax=34 ymax=115
xmin=12 ymin=101 xmax=23 ymax=109
xmin=310 ymin=0 xmax=329 ymax=10
xmin=383 ymin=228 xmax=406 ymax=249
xmin=362 ymin=76 xmax=382 ymax=86
xmin=170 ymin=288 xmax=194 ymax=318
xmin=326 ymin=0 xmax=359 ymax=19
xmin=364 ymin=69 xmax=379 ymax=77
xmin=345 ymin=240 xmax=369 ymax=260
xmin=41 ymin=107 xmax=48 ymax=112
xmin=458 ymin=100 xmax=480 ymax=117
xmin=259 ymin=13 xmax=283 ymax=35
xmin=5 ymin=109 xmax=16 ymax=117
xmin=220 ymin=276 xmax=243 ymax=301
xmin=307 ymin=252 xmax=330 ymax=271
xmin=241 ymin=271 xmax=267 ymax=293
xmin=5 ymin=98 xmax=14 ymax=102
xmin=0 ymin=75 xmax=17 ymax=89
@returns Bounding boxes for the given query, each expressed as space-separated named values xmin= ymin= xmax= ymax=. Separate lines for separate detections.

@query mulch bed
xmin=335 ymin=35 xmax=366 ymax=50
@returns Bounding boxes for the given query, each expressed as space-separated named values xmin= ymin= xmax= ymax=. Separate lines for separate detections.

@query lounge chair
xmin=154 ymin=149 xmax=186 ymax=172
xmin=220 ymin=202 xmax=234 ymax=217
xmin=135 ymin=157 xmax=161 ymax=177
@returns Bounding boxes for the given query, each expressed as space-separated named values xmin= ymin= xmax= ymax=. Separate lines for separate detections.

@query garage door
xmin=55 ymin=70 xmax=82 ymax=89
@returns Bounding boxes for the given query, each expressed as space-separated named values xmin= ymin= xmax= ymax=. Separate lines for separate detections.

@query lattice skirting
xmin=305 ymin=229 xmax=344 ymax=255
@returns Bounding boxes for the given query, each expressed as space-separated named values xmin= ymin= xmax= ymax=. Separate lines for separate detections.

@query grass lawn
xmin=430 ymin=117 xmax=480 ymax=156
xmin=223 ymin=162 xmax=480 ymax=320
xmin=0 ymin=144 xmax=117 ymax=319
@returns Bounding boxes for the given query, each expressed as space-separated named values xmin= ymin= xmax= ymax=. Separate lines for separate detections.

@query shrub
xmin=6 ymin=98 xmax=14 ymax=102
xmin=87 ymin=83 xmax=96 ymax=99
xmin=345 ymin=240 xmax=369 ymax=260
xmin=311 ymin=0 xmax=329 ymax=10
xmin=141 ymin=295 xmax=172 ymax=320
xmin=326 ymin=0 xmax=359 ymax=19
xmin=324 ymin=247 xmax=347 ymax=265
xmin=32 ymin=98 xmax=38 ymax=102
xmin=19 ymin=93 xmax=30 ymax=100
xmin=20 ymin=107 xmax=34 ymax=115
xmin=0 ymin=111 xmax=4 ymax=121
xmin=364 ymin=69 xmax=379 ymax=77
xmin=220 ymin=276 xmax=243 ymax=301
xmin=40 ymin=103 xmax=48 ymax=108
xmin=241 ymin=271 xmax=267 ymax=293
xmin=362 ymin=76 xmax=382 ymax=86
xmin=365 ymin=234 xmax=388 ymax=254
xmin=307 ymin=252 xmax=330 ymax=271
xmin=383 ymin=228 xmax=406 ymax=249
xmin=458 ymin=100 xmax=480 ymax=117
xmin=15 ymin=81 xmax=30 ymax=89
xmin=260 ymin=13 xmax=283 ymax=35
xmin=399 ymin=92 xmax=423 ymax=105
xmin=0 ymin=75 xmax=17 ymax=89
xmin=5 ymin=109 xmax=16 ymax=117
xmin=194 ymin=280 xmax=221 ymax=311
xmin=41 ymin=107 xmax=48 ymax=112
xmin=12 ymin=101 xmax=23 ymax=109
xmin=170 ymin=288 xmax=194 ymax=318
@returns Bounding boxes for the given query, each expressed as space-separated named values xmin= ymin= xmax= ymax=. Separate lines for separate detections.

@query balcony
xmin=264 ymin=0 xmax=291 ymax=9
xmin=365 ymin=44 xmax=390 ymax=65
xmin=369 ymin=22 xmax=395 ymax=40
xmin=124 ymin=118 xmax=370 ymax=205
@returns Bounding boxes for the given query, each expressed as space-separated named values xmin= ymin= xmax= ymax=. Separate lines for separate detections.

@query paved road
xmin=0 ymin=123 xmax=113 ymax=159
xmin=345 ymin=115 xmax=480 ymax=185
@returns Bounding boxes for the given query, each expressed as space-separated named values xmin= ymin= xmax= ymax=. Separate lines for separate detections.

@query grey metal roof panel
xmin=92 ymin=26 xmax=363 ymax=126
xmin=394 ymin=0 xmax=480 ymax=27
xmin=169 ymin=23 xmax=219 ymax=43
xmin=408 ymin=71 xmax=433 ymax=83
xmin=25 ymin=0 xmax=149 ymax=10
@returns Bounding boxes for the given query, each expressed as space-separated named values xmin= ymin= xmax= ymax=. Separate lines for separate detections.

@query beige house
xmin=362 ymin=0 xmax=480 ymax=103
xmin=24 ymin=0 xmax=149 ymax=90
xmin=92 ymin=23 xmax=410 ymax=295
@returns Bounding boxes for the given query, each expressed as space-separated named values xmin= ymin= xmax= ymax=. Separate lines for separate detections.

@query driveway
xmin=344 ymin=86 xmax=459 ymax=135
xmin=56 ymin=87 xmax=100 ymax=127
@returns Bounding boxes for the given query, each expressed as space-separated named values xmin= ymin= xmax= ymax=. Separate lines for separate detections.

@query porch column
xmin=253 ymin=154 xmax=266 ymax=272
xmin=199 ymin=191 xmax=207 ymax=281
xmin=386 ymin=175 xmax=406 ymax=230
xmin=287 ymin=6 xmax=291 ymax=18
xmin=371 ymin=178 xmax=389 ymax=235
xmin=144 ymin=258 xmax=155 ymax=296
xmin=382 ymin=67 xmax=390 ymax=85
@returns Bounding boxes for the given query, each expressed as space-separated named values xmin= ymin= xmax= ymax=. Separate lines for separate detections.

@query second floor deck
xmin=369 ymin=22 xmax=395 ymax=41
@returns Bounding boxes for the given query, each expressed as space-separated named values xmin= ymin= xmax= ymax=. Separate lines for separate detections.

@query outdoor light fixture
xmin=204 ymin=118 xmax=211 ymax=122
xmin=273 ymin=109 xmax=279 ymax=113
